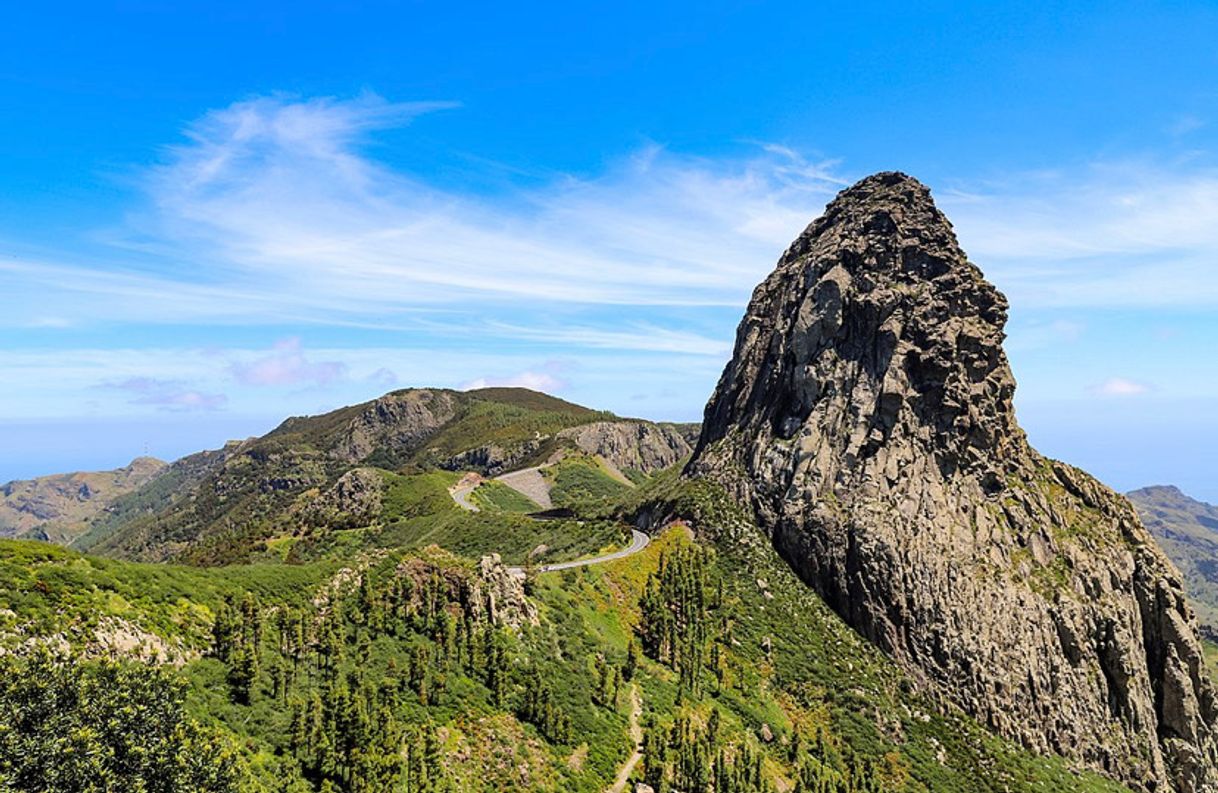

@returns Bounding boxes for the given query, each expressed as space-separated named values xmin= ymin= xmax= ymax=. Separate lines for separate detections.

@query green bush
xmin=0 ymin=652 xmax=246 ymax=792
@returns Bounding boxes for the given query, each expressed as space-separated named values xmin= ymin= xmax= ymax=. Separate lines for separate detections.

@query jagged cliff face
xmin=687 ymin=172 xmax=1217 ymax=792
xmin=557 ymin=421 xmax=692 ymax=474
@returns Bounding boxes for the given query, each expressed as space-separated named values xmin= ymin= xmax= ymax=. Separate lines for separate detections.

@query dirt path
xmin=495 ymin=466 xmax=553 ymax=509
xmin=607 ymin=684 xmax=643 ymax=793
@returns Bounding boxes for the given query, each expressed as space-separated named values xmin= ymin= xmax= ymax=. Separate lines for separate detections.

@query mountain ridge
xmin=67 ymin=386 xmax=691 ymax=565
xmin=0 ymin=456 xmax=167 ymax=544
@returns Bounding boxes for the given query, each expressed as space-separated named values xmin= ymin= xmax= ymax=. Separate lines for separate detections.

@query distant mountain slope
xmin=1128 ymin=485 xmax=1218 ymax=638
xmin=75 ymin=387 xmax=689 ymax=565
xmin=0 ymin=457 xmax=167 ymax=544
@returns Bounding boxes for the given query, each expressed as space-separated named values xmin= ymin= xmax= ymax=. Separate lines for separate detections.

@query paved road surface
xmin=508 ymin=529 xmax=650 ymax=574
xmin=450 ymin=482 xmax=480 ymax=511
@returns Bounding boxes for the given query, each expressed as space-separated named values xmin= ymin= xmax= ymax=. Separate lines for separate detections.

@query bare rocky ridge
xmin=304 ymin=468 xmax=386 ymax=529
xmin=331 ymin=389 xmax=459 ymax=463
xmin=1129 ymin=485 xmax=1218 ymax=640
xmin=687 ymin=172 xmax=1217 ymax=792
xmin=443 ymin=439 xmax=546 ymax=476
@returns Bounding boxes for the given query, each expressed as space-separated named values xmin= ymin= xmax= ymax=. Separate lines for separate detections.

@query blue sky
xmin=3 ymin=1 xmax=1218 ymax=501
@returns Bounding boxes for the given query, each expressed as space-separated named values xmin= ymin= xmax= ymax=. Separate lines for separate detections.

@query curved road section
xmin=508 ymin=529 xmax=650 ymax=574
xmin=450 ymin=482 xmax=480 ymax=511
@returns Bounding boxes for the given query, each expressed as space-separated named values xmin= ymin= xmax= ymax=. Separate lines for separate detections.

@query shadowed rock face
xmin=688 ymin=172 xmax=1217 ymax=792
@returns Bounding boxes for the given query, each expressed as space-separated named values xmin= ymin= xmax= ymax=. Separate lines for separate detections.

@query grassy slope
xmin=470 ymin=480 xmax=542 ymax=513
xmin=408 ymin=394 xmax=613 ymax=469
xmin=545 ymin=455 xmax=634 ymax=509
xmin=278 ymin=469 xmax=621 ymax=566
xmin=0 ymin=539 xmax=336 ymax=654
xmin=1 ymin=469 xmax=1137 ymax=792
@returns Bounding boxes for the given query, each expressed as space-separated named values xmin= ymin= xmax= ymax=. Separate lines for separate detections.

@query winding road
xmin=507 ymin=529 xmax=650 ymax=574
xmin=450 ymin=481 xmax=480 ymax=512
xmin=449 ymin=472 xmax=650 ymax=573
xmin=449 ymin=472 xmax=650 ymax=791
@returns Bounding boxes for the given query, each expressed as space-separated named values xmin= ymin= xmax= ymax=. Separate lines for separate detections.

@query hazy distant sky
xmin=2 ymin=2 xmax=1217 ymax=500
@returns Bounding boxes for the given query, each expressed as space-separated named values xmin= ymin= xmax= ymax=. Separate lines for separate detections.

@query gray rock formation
xmin=478 ymin=553 xmax=539 ymax=629
xmin=687 ymin=172 xmax=1217 ymax=792
xmin=443 ymin=439 xmax=546 ymax=476
xmin=332 ymin=389 xmax=458 ymax=463
xmin=557 ymin=421 xmax=692 ymax=474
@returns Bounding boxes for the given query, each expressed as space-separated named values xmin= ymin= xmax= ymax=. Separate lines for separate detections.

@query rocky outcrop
xmin=687 ymin=172 xmax=1217 ymax=792
xmin=443 ymin=439 xmax=546 ymax=476
xmin=557 ymin=421 xmax=692 ymax=475
xmin=332 ymin=389 xmax=458 ymax=463
xmin=478 ymin=553 xmax=539 ymax=629
xmin=304 ymin=468 xmax=386 ymax=529
xmin=442 ymin=419 xmax=692 ymax=478
xmin=0 ymin=457 xmax=167 ymax=543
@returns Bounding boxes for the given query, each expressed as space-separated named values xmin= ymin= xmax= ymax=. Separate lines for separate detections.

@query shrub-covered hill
xmin=69 ymin=387 xmax=689 ymax=566
xmin=0 ymin=475 xmax=1135 ymax=793
xmin=0 ymin=456 xmax=167 ymax=544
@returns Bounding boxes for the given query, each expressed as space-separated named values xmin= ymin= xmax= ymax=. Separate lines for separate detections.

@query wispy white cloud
xmin=104 ymin=377 xmax=228 ymax=411
xmin=7 ymin=94 xmax=1218 ymax=346
xmin=1089 ymin=377 xmax=1152 ymax=397
xmin=461 ymin=360 xmax=571 ymax=393
xmin=5 ymin=92 xmax=1218 ymax=432
xmin=228 ymin=337 xmax=347 ymax=387
xmin=3 ymin=94 xmax=842 ymax=335
xmin=942 ymin=163 xmax=1218 ymax=309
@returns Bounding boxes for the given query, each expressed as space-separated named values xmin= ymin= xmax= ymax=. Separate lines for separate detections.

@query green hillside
xmin=0 ymin=471 xmax=1134 ymax=793
xmin=69 ymin=389 xmax=618 ymax=566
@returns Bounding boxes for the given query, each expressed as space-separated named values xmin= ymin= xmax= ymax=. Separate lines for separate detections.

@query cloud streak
xmin=5 ymin=93 xmax=1218 ymax=349
xmin=1089 ymin=377 xmax=1152 ymax=397
xmin=4 ymin=92 xmax=1218 ymax=431
xmin=941 ymin=163 xmax=1218 ymax=309
xmin=105 ymin=377 xmax=228 ymax=411
xmin=4 ymin=94 xmax=843 ymax=335
xmin=229 ymin=337 xmax=347 ymax=387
